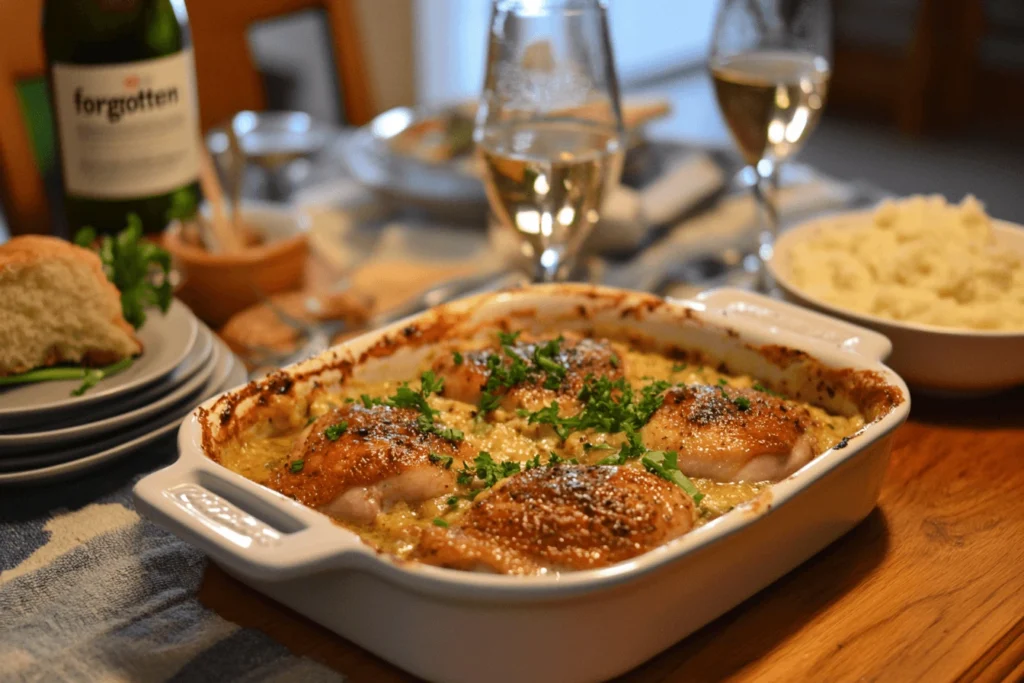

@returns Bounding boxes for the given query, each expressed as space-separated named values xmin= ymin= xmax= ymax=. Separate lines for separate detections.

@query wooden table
xmin=199 ymin=274 xmax=1024 ymax=682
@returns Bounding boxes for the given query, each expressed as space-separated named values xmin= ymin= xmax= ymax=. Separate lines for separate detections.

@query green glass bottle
xmin=43 ymin=0 xmax=201 ymax=235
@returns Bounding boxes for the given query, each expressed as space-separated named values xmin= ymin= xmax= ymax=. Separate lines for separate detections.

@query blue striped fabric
xmin=0 ymin=437 xmax=343 ymax=683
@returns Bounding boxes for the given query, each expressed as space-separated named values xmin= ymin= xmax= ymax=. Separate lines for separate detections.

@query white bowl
xmin=134 ymin=285 xmax=909 ymax=683
xmin=767 ymin=213 xmax=1024 ymax=395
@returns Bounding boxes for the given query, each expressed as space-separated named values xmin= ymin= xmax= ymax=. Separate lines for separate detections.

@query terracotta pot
xmin=165 ymin=201 xmax=310 ymax=327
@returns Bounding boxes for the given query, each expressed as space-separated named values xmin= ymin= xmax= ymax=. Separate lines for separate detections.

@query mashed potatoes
xmin=786 ymin=195 xmax=1024 ymax=331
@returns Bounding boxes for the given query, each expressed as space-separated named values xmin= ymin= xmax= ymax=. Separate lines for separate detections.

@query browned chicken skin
xmin=431 ymin=332 xmax=626 ymax=414
xmin=641 ymin=384 xmax=820 ymax=482
xmin=414 ymin=464 xmax=696 ymax=574
xmin=269 ymin=404 xmax=467 ymax=525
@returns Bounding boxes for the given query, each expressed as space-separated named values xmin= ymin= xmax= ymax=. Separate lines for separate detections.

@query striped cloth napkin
xmin=0 ymin=443 xmax=343 ymax=683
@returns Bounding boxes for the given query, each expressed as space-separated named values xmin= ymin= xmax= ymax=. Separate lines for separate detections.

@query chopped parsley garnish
xmin=497 ymin=330 xmax=521 ymax=346
xmin=446 ymin=496 xmax=459 ymax=507
xmin=475 ymin=333 xmax=570 ymax=413
xmin=306 ymin=415 xmax=317 ymax=426
xmin=479 ymin=391 xmax=502 ymax=413
xmin=456 ymin=451 xmax=522 ymax=488
xmin=718 ymin=378 xmax=728 ymax=386
xmin=609 ymin=354 xmax=620 ymax=368
xmin=289 ymin=459 xmax=305 ymax=473
xmin=525 ymin=376 xmax=670 ymax=441
xmin=452 ymin=350 xmax=464 ymax=366
xmin=344 ymin=397 xmax=355 ymax=403
xmin=532 ymin=336 xmax=567 ymax=389
xmin=432 ymin=518 xmax=449 ymax=528
xmin=752 ymin=382 xmax=782 ymax=397
xmin=716 ymin=384 xmax=752 ymax=412
xmin=546 ymin=452 xmax=578 ymax=466
xmin=671 ymin=363 xmax=687 ymax=372
xmin=360 ymin=394 xmax=382 ymax=408
xmin=642 ymin=450 xmax=704 ymax=504
xmin=428 ymin=452 xmax=454 ymax=469
xmin=323 ymin=421 xmax=349 ymax=440
xmin=583 ymin=442 xmax=612 ymax=451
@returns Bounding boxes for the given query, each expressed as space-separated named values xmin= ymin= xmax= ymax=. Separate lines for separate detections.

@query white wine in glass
xmin=479 ymin=119 xmax=620 ymax=271
xmin=476 ymin=0 xmax=624 ymax=283
xmin=711 ymin=50 xmax=830 ymax=167
xmin=709 ymin=0 xmax=832 ymax=286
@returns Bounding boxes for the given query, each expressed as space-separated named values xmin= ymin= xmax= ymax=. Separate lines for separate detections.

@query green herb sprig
xmin=0 ymin=357 xmax=135 ymax=397
xmin=74 ymin=214 xmax=172 ymax=330
xmin=641 ymin=450 xmax=704 ymax=503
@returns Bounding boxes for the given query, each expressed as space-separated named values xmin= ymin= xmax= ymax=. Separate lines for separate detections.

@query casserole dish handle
xmin=695 ymin=288 xmax=893 ymax=361
xmin=134 ymin=439 xmax=368 ymax=581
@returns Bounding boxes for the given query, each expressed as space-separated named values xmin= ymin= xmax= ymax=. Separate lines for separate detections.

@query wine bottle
xmin=43 ymin=0 xmax=201 ymax=235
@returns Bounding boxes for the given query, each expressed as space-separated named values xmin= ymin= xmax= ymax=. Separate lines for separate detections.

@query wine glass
xmin=476 ymin=0 xmax=625 ymax=283
xmin=709 ymin=0 xmax=831 ymax=287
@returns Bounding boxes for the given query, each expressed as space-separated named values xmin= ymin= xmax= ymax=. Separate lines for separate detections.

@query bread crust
xmin=0 ymin=236 xmax=142 ymax=376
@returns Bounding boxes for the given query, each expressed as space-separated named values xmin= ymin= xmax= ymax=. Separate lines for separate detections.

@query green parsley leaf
xmin=360 ymin=394 xmax=383 ymax=408
xmin=75 ymin=214 xmax=172 ymax=330
xmin=323 ymin=421 xmax=348 ymax=440
xmin=609 ymin=354 xmax=620 ymax=368
xmin=547 ymin=452 xmax=578 ymax=466
xmin=497 ymin=330 xmax=521 ymax=346
xmin=432 ymin=518 xmax=449 ymax=528
xmin=641 ymin=450 xmax=704 ymax=504
xmin=733 ymin=396 xmax=752 ymax=411
xmin=752 ymin=382 xmax=782 ymax=397
xmin=671 ymin=363 xmax=688 ymax=372
xmin=718 ymin=378 xmax=728 ymax=386
xmin=479 ymin=391 xmax=502 ymax=413
xmin=456 ymin=451 xmax=522 ymax=488
xmin=524 ymin=454 xmax=543 ymax=470
xmin=446 ymin=496 xmax=459 ymax=507
xmin=420 ymin=370 xmax=445 ymax=395
xmin=289 ymin=459 xmax=305 ymax=473
xmin=452 ymin=350 xmax=464 ymax=366
xmin=428 ymin=452 xmax=454 ymax=469
xmin=305 ymin=415 xmax=317 ymax=426
xmin=583 ymin=442 xmax=613 ymax=451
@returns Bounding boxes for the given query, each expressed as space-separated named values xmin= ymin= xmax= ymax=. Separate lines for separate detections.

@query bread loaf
xmin=0 ymin=236 xmax=141 ymax=377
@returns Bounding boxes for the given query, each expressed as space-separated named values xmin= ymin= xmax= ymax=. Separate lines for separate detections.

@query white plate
xmin=2 ymin=324 xmax=216 ymax=435
xmin=0 ymin=342 xmax=246 ymax=485
xmin=0 ymin=300 xmax=199 ymax=422
xmin=0 ymin=330 xmax=221 ymax=452
xmin=768 ymin=212 xmax=1024 ymax=394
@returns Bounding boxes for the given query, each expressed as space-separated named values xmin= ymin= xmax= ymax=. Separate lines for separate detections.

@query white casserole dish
xmin=768 ymin=211 xmax=1024 ymax=395
xmin=134 ymin=285 xmax=910 ymax=683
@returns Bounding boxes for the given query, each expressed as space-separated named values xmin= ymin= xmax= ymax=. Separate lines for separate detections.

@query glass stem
xmin=751 ymin=161 xmax=781 ymax=292
xmin=534 ymin=247 xmax=563 ymax=283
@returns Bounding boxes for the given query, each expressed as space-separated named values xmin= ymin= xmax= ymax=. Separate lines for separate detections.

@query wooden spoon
xmin=196 ymin=136 xmax=245 ymax=253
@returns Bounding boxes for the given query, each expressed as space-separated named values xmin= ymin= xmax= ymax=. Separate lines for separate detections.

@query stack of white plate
xmin=0 ymin=300 xmax=247 ymax=485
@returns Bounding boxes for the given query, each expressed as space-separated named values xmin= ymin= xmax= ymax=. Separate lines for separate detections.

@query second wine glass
xmin=476 ymin=0 xmax=624 ymax=283
xmin=709 ymin=0 xmax=832 ymax=287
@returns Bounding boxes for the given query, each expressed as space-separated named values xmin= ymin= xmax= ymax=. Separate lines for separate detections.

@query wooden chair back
xmin=0 ymin=0 xmax=374 ymax=237
xmin=0 ymin=0 xmax=48 ymax=236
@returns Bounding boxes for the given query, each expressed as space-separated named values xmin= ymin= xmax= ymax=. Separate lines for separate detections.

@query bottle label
xmin=52 ymin=50 xmax=200 ymax=199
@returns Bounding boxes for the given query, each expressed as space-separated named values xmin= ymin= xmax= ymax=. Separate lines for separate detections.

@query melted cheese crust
xmin=218 ymin=342 xmax=863 ymax=563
